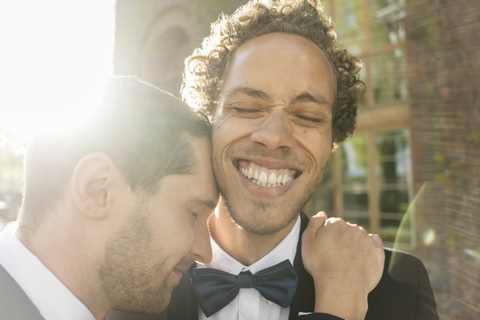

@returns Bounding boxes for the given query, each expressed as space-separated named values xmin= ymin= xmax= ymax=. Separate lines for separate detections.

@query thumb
xmin=304 ymin=211 xmax=328 ymax=237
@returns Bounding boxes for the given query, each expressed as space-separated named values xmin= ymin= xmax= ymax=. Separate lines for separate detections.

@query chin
xmin=231 ymin=208 xmax=298 ymax=235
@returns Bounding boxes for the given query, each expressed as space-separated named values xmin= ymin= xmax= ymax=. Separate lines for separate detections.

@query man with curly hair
xmin=107 ymin=1 xmax=438 ymax=320
xmin=163 ymin=0 xmax=438 ymax=319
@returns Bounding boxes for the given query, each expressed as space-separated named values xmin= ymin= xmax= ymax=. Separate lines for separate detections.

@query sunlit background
xmin=0 ymin=0 xmax=479 ymax=318
xmin=0 ymin=0 xmax=115 ymax=141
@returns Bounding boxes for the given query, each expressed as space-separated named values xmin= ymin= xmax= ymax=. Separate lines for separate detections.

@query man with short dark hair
xmin=0 ymin=76 xmax=219 ymax=320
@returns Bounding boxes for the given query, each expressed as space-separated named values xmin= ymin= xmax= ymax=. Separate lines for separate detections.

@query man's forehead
xmin=218 ymin=33 xmax=335 ymax=105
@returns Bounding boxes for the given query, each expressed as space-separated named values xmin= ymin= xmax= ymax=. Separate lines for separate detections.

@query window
xmin=306 ymin=0 xmax=413 ymax=247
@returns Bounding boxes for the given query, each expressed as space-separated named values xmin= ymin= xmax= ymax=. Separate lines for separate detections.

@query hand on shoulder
xmin=301 ymin=212 xmax=385 ymax=320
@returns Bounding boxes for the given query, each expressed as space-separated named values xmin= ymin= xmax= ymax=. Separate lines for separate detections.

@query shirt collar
xmin=202 ymin=215 xmax=301 ymax=274
xmin=0 ymin=224 xmax=95 ymax=320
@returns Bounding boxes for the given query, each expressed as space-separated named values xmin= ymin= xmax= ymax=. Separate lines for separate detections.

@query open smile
xmin=237 ymin=160 xmax=299 ymax=188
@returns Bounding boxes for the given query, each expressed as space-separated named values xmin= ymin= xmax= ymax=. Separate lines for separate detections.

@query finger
xmin=314 ymin=211 xmax=328 ymax=218
xmin=304 ymin=212 xmax=328 ymax=236
xmin=324 ymin=217 xmax=342 ymax=226
xmin=358 ymin=225 xmax=368 ymax=234
xmin=311 ymin=211 xmax=328 ymax=226
xmin=369 ymin=234 xmax=384 ymax=248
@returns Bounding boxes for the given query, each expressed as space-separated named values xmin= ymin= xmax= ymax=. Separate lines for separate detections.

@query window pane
xmin=306 ymin=163 xmax=333 ymax=216
xmin=371 ymin=51 xmax=407 ymax=104
xmin=335 ymin=0 xmax=365 ymax=54
xmin=376 ymin=129 xmax=410 ymax=184
xmin=379 ymin=216 xmax=405 ymax=243
xmin=343 ymin=190 xmax=369 ymax=211
xmin=342 ymin=134 xmax=368 ymax=184
xmin=344 ymin=213 xmax=370 ymax=231
xmin=379 ymin=188 xmax=409 ymax=213
xmin=375 ymin=129 xmax=412 ymax=244
xmin=369 ymin=0 xmax=406 ymax=48
xmin=341 ymin=134 xmax=369 ymax=229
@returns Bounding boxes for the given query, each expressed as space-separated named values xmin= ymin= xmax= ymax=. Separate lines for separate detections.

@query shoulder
xmin=367 ymin=248 xmax=439 ymax=320
xmin=0 ymin=265 xmax=44 ymax=319
xmin=382 ymin=247 xmax=430 ymax=283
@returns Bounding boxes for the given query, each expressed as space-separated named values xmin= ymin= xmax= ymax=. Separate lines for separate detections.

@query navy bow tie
xmin=190 ymin=259 xmax=298 ymax=317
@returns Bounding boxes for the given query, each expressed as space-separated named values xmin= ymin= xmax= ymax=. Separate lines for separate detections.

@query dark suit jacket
xmin=107 ymin=213 xmax=439 ymax=320
xmin=0 ymin=265 xmax=44 ymax=320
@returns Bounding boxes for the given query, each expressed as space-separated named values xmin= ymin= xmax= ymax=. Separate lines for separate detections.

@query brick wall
xmin=406 ymin=0 xmax=480 ymax=318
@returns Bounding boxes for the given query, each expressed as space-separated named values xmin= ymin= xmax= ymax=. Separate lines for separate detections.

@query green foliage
xmin=433 ymin=172 xmax=451 ymax=184
xmin=444 ymin=231 xmax=456 ymax=250
xmin=467 ymin=133 xmax=480 ymax=143
xmin=433 ymin=152 xmax=445 ymax=167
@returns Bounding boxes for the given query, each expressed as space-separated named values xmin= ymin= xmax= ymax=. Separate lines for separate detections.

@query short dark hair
xmin=182 ymin=0 xmax=365 ymax=145
xmin=19 ymin=76 xmax=211 ymax=228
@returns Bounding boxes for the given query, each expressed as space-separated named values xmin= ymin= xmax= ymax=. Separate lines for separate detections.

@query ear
xmin=71 ymin=153 xmax=122 ymax=220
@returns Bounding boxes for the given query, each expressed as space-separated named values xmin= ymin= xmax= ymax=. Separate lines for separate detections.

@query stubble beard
xmin=217 ymin=165 xmax=327 ymax=236
xmin=99 ymin=200 xmax=171 ymax=314
xmin=212 ymin=142 xmax=330 ymax=235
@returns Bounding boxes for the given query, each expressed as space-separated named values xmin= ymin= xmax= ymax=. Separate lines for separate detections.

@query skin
xmin=16 ymin=137 xmax=219 ymax=320
xmin=209 ymin=33 xmax=384 ymax=319
xmin=211 ymin=33 xmax=335 ymax=265
xmin=100 ymin=137 xmax=219 ymax=315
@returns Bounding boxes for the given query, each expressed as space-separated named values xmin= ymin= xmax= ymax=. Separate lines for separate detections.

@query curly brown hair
xmin=182 ymin=0 xmax=365 ymax=144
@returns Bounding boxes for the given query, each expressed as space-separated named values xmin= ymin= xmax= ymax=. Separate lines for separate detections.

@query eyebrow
xmin=291 ymin=92 xmax=333 ymax=109
xmin=222 ymin=86 xmax=332 ymax=109
xmin=222 ymin=86 xmax=271 ymax=101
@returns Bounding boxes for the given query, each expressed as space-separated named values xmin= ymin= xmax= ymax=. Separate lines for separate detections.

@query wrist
xmin=313 ymin=282 xmax=368 ymax=320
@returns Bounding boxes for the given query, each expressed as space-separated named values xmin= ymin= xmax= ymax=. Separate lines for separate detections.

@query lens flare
xmin=423 ymin=229 xmax=436 ymax=246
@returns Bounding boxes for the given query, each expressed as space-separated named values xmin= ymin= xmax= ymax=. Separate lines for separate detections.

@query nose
xmin=191 ymin=220 xmax=213 ymax=264
xmin=251 ymin=110 xmax=295 ymax=151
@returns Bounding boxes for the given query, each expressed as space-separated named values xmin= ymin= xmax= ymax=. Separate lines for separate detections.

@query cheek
xmin=300 ymin=132 xmax=332 ymax=162
xmin=213 ymin=118 xmax=256 ymax=146
xmin=153 ymin=216 xmax=190 ymax=244
xmin=172 ymin=223 xmax=196 ymax=251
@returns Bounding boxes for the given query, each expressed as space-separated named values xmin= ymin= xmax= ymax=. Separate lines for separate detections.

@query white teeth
xmin=268 ymin=173 xmax=277 ymax=186
xmin=259 ymin=172 xmax=268 ymax=185
xmin=248 ymin=167 xmax=254 ymax=179
xmin=239 ymin=166 xmax=295 ymax=188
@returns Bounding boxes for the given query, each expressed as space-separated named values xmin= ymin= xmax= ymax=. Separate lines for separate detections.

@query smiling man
xmin=0 ymin=76 xmax=219 ymax=320
xmin=211 ymin=33 xmax=335 ymax=242
xmin=153 ymin=1 xmax=439 ymax=320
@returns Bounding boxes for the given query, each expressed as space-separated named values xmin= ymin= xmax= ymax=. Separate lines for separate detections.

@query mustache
xmin=225 ymin=144 xmax=310 ymax=169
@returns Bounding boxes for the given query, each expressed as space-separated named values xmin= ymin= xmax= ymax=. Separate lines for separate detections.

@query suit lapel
xmin=289 ymin=212 xmax=315 ymax=319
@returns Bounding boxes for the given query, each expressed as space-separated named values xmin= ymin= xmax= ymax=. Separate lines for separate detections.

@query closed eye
xmin=296 ymin=115 xmax=323 ymax=123
xmin=292 ymin=113 xmax=328 ymax=127
xmin=230 ymin=106 xmax=261 ymax=113
xmin=225 ymin=105 xmax=264 ymax=119
xmin=190 ymin=212 xmax=198 ymax=220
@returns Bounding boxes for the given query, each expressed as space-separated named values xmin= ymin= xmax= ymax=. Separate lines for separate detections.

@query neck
xmin=209 ymin=198 xmax=298 ymax=266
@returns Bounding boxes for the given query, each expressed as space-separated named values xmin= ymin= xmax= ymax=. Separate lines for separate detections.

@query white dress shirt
xmin=198 ymin=216 xmax=301 ymax=320
xmin=0 ymin=224 xmax=95 ymax=320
